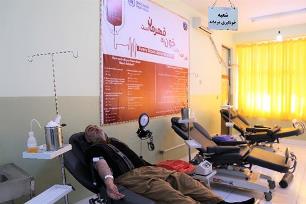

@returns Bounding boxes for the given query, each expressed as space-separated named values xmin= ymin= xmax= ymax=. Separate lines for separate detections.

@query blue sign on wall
xmin=208 ymin=7 xmax=238 ymax=31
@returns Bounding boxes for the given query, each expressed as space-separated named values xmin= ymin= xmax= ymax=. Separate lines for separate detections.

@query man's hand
xmin=95 ymin=159 xmax=125 ymax=200
xmin=105 ymin=178 xmax=125 ymax=200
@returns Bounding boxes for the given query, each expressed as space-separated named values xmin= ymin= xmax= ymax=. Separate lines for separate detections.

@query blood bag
xmin=106 ymin=0 xmax=123 ymax=26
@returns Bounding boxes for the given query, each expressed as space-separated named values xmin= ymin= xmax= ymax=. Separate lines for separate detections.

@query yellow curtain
xmin=237 ymin=38 xmax=306 ymax=120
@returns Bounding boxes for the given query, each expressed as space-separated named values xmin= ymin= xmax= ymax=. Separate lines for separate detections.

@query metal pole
xmin=59 ymin=154 xmax=69 ymax=204
xmin=188 ymin=110 xmax=191 ymax=162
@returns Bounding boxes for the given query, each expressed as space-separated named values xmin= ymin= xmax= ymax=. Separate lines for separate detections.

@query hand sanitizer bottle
xmin=27 ymin=131 xmax=38 ymax=153
xmin=26 ymin=119 xmax=41 ymax=153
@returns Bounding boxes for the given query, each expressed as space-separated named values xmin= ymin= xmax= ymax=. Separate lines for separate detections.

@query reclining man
xmin=84 ymin=125 xmax=255 ymax=204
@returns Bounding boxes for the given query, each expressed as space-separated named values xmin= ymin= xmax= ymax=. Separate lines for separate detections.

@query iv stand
xmin=27 ymin=50 xmax=78 ymax=115
xmin=27 ymin=50 xmax=78 ymax=204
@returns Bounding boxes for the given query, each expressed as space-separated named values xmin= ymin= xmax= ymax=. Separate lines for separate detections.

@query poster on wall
xmin=100 ymin=0 xmax=189 ymax=124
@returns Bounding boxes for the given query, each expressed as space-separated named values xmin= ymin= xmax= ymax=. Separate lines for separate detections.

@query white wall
xmin=0 ymin=0 xmax=235 ymax=98
xmin=233 ymin=23 xmax=306 ymax=44
xmin=0 ymin=0 xmax=100 ymax=97
xmin=154 ymin=0 xmax=234 ymax=96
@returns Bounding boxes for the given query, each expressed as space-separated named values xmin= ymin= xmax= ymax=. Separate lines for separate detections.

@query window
xmin=236 ymin=38 xmax=306 ymax=120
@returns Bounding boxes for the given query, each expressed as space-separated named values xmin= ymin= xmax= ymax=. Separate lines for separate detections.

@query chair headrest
xmin=171 ymin=117 xmax=191 ymax=132
xmin=171 ymin=117 xmax=180 ymax=124
xmin=69 ymin=132 xmax=91 ymax=153
xmin=220 ymin=108 xmax=250 ymax=127
xmin=220 ymin=108 xmax=239 ymax=118
xmin=64 ymin=132 xmax=102 ymax=194
xmin=171 ymin=117 xmax=189 ymax=140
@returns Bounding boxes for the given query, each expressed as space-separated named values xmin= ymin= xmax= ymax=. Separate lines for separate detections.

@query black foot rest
xmin=246 ymin=148 xmax=290 ymax=173
xmin=245 ymin=127 xmax=301 ymax=142
xmin=274 ymin=127 xmax=302 ymax=137
xmin=245 ymin=132 xmax=274 ymax=143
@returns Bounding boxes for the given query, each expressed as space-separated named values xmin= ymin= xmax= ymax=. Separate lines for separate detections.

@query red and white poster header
xmin=101 ymin=0 xmax=189 ymax=68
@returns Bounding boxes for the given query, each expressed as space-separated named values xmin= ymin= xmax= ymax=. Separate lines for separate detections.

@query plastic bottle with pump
xmin=26 ymin=119 xmax=41 ymax=153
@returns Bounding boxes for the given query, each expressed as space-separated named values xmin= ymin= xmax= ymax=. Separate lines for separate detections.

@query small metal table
xmin=22 ymin=144 xmax=72 ymax=204
xmin=0 ymin=163 xmax=34 ymax=203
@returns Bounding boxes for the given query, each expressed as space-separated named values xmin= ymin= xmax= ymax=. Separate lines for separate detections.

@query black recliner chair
xmin=171 ymin=117 xmax=297 ymax=188
xmin=64 ymin=132 xmax=155 ymax=204
xmin=220 ymin=108 xmax=304 ymax=144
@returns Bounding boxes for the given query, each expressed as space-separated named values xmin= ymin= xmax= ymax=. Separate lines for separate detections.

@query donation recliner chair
xmin=171 ymin=117 xmax=295 ymax=172
xmin=64 ymin=132 xmax=155 ymax=204
xmin=220 ymin=108 xmax=304 ymax=144
xmin=171 ymin=117 xmax=297 ymax=194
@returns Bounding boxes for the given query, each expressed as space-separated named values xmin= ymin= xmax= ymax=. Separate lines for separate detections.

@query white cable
xmin=30 ymin=119 xmax=42 ymax=132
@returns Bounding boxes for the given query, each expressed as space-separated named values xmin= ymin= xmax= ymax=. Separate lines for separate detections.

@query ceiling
xmin=182 ymin=0 xmax=306 ymax=32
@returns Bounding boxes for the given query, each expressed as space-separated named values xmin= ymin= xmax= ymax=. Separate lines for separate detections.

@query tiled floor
xmin=76 ymin=138 xmax=306 ymax=204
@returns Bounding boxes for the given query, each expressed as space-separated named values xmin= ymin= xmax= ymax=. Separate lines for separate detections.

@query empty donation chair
xmin=171 ymin=117 xmax=297 ymax=200
xmin=171 ymin=117 xmax=296 ymax=173
xmin=64 ymin=132 xmax=155 ymax=204
xmin=220 ymin=108 xmax=304 ymax=144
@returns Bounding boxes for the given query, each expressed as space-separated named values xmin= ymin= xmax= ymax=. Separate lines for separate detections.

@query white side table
xmin=25 ymin=184 xmax=72 ymax=204
xmin=193 ymin=170 xmax=217 ymax=187
xmin=185 ymin=139 xmax=202 ymax=149
xmin=22 ymin=144 xmax=72 ymax=204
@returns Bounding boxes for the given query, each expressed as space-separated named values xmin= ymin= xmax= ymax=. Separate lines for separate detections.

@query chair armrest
xmin=206 ymin=146 xmax=240 ymax=154
xmin=246 ymin=127 xmax=270 ymax=133
xmin=113 ymin=185 xmax=155 ymax=204
xmin=254 ymin=124 xmax=270 ymax=128
xmin=214 ymin=140 xmax=248 ymax=146
xmin=97 ymin=184 xmax=156 ymax=204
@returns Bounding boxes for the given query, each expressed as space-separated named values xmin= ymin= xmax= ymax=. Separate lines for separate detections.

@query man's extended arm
xmin=95 ymin=159 xmax=125 ymax=200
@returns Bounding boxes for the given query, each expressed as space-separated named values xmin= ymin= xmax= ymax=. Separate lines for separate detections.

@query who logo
xmin=128 ymin=0 xmax=135 ymax=7
xmin=183 ymin=22 xmax=188 ymax=31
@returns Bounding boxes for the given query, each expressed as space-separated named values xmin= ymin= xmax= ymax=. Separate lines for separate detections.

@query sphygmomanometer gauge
xmin=139 ymin=113 xmax=149 ymax=129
